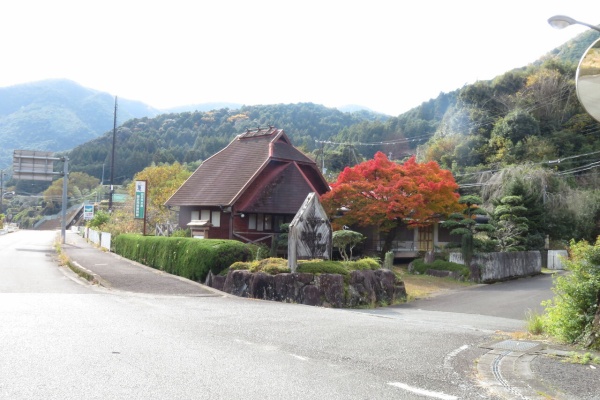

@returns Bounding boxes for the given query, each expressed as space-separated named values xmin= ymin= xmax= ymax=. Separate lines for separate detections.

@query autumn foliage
xmin=321 ymin=152 xmax=461 ymax=233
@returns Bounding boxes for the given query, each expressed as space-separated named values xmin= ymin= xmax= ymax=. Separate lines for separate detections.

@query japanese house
xmin=165 ymin=127 xmax=329 ymax=246
xmin=355 ymin=222 xmax=460 ymax=258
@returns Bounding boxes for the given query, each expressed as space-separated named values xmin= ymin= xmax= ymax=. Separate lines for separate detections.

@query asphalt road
xmin=1 ymin=230 xmax=556 ymax=399
xmin=392 ymin=273 xmax=556 ymax=320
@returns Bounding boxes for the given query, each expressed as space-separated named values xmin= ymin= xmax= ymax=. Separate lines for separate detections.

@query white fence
xmin=81 ymin=227 xmax=111 ymax=251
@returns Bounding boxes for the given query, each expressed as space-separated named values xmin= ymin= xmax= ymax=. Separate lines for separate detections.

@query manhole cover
xmin=490 ymin=340 xmax=540 ymax=352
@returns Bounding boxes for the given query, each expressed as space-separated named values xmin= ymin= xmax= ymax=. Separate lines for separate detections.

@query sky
xmin=1 ymin=0 xmax=599 ymax=116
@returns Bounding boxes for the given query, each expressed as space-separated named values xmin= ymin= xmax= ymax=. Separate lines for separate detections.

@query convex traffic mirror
xmin=576 ymin=38 xmax=600 ymax=122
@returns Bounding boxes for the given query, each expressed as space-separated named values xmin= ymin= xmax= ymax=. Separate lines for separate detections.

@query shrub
xmin=526 ymin=309 xmax=545 ymax=336
xmin=297 ymin=260 xmax=349 ymax=276
xmin=245 ymin=243 xmax=270 ymax=260
xmin=410 ymin=258 xmax=470 ymax=279
xmin=249 ymin=258 xmax=290 ymax=275
xmin=112 ymin=234 xmax=252 ymax=281
xmin=87 ymin=210 xmax=110 ymax=229
xmin=229 ymin=261 xmax=251 ymax=270
xmin=332 ymin=230 xmax=365 ymax=261
xmin=171 ymin=228 xmax=190 ymax=237
xmin=348 ymin=257 xmax=380 ymax=270
xmin=543 ymin=238 xmax=600 ymax=348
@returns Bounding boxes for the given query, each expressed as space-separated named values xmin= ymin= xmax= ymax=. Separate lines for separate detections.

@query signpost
xmin=83 ymin=204 xmax=94 ymax=220
xmin=13 ymin=150 xmax=69 ymax=244
xmin=134 ymin=180 xmax=147 ymax=235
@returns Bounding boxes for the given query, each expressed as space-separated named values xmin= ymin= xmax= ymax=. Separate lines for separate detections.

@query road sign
xmin=83 ymin=204 xmax=94 ymax=220
xmin=134 ymin=180 xmax=147 ymax=219
xmin=12 ymin=150 xmax=61 ymax=181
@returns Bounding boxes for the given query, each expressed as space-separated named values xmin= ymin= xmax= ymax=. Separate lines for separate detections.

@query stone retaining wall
xmin=206 ymin=269 xmax=407 ymax=308
xmin=449 ymin=251 xmax=541 ymax=283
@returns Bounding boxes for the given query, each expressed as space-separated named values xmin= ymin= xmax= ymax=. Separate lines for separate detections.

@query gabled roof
xmin=165 ymin=127 xmax=328 ymax=207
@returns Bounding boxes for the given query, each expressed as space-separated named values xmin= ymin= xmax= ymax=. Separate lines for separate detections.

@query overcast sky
xmin=1 ymin=0 xmax=598 ymax=116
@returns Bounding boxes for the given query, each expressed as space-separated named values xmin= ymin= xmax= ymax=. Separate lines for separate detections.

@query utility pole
xmin=60 ymin=157 xmax=69 ymax=244
xmin=0 ymin=169 xmax=4 ymax=215
xmin=108 ymin=97 xmax=117 ymax=212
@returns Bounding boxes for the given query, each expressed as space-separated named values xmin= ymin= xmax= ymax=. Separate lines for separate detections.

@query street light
xmin=548 ymin=15 xmax=600 ymax=33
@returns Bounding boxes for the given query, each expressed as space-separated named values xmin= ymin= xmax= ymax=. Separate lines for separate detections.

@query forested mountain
xmin=0 ymin=79 xmax=160 ymax=169
xmin=66 ymin=103 xmax=389 ymax=182
xmin=325 ymin=29 xmax=600 ymax=180
xmin=64 ymin=29 xmax=600 ymax=186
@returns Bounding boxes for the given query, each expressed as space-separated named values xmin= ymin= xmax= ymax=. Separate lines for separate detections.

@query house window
xmin=191 ymin=209 xmax=220 ymax=228
xmin=211 ymin=211 xmax=221 ymax=228
xmin=201 ymin=210 xmax=210 ymax=221
xmin=249 ymin=214 xmax=257 ymax=230
xmin=257 ymin=213 xmax=264 ymax=231
xmin=274 ymin=216 xmax=284 ymax=232
xmin=264 ymin=215 xmax=272 ymax=230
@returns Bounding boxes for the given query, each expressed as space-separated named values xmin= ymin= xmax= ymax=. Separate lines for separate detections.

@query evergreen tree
xmin=442 ymin=195 xmax=494 ymax=281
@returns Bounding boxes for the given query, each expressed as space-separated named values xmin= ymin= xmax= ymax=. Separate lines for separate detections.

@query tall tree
xmin=442 ymin=195 xmax=494 ymax=281
xmin=321 ymin=152 xmax=460 ymax=256
xmin=492 ymin=195 xmax=529 ymax=252
xmin=130 ymin=162 xmax=192 ymax=230
xmin=43 ymin=172 xmax=100 ymax=206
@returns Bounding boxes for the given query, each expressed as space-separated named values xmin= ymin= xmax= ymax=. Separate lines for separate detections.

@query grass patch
xmin=526 ymin=309 xmax=546 ymax=336
xmin=563 ymin=352 xmax=600 ymax=365
xmin=394 ymin=266 xmax=472 ymax=301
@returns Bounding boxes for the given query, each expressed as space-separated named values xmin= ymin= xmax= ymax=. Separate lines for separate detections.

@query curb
xmin=65 ymin=259 xmax=110 ymax=288
xmin=475 ymin=339 xmax=595 ymax=400
xmin=60 ymin=231 xmax=226 ymax=297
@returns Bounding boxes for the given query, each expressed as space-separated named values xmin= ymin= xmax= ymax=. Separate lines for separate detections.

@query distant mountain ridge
xmin=1 ymin=28 xmax=598 ymax=173
xmin=0 ymin=79 xmax=161 ymax=169
xmin=0 ymin=79 xmax=381 ymax=170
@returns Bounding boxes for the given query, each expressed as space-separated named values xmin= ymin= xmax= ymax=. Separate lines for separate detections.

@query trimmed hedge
xmin=112 ymin=234 xmax=252 ymax=281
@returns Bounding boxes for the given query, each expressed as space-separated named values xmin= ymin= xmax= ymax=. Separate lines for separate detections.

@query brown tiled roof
xmin=165 ymin=127 xmax=328 ymax=207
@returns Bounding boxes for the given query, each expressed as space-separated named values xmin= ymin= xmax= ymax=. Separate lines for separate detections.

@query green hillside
xmin=66 ymin=103 xmax=389 ymax=182
xmin=0 ymin=79 xmax=159 ymax=169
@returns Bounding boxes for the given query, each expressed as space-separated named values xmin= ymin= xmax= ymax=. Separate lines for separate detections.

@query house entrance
xmin=418 ymin=225 xmax=433 ymax=251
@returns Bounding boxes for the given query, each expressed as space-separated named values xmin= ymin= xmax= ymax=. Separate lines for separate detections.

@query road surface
xmin=1 ymin=230 xmax=556 ymax=399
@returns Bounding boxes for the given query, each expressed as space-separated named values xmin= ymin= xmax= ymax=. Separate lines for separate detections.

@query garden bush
xmin=410 ymin=258 xmax=470 ymax=279
xmin=249 ymin=258 xmax=290 ymax=275
xmin=297 ymin=260 xmax=350 ymax=276
xmin=112 ymin=234 xmax=252 ymax=282
xmin=245 ymin=242 xmax=271 ymax=260
xmin=348 ymin=257 xmax=380 ymax=270
xmin=543 ymin=238 xmax=600 ymax=348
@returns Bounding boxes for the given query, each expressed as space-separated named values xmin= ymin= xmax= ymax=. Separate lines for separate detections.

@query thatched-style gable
xmin=166 ymin=127 xmax=329 ymax=245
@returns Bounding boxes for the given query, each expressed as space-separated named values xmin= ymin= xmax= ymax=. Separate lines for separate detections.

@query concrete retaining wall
xmin=547 ymin=250 xmax=568 ymax=270
xmin=449 ymin=251 xmax=541 ymax=283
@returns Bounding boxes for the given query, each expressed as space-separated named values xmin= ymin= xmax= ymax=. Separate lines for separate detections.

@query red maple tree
xmin=321 ymin=152 xmax=461 ymax=255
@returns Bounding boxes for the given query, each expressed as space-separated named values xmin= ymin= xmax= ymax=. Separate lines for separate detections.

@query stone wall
xmin=205 ymin=269 xmax=407 ymax=308
xmin=449 ymin=251 xmax=541 ymax=283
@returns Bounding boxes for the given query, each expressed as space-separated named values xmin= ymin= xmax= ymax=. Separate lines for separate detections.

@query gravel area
xmin=531 ymin=354 xmax=600 ymax=400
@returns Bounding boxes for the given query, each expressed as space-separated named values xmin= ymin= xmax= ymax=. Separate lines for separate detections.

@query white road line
xmin=290 ymin=354 xmax=308 ymax=361
xmin=443 ymin=344 xmax=469 ymax=369
xmin=388 ymin=382 xmax=458 ymax=400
